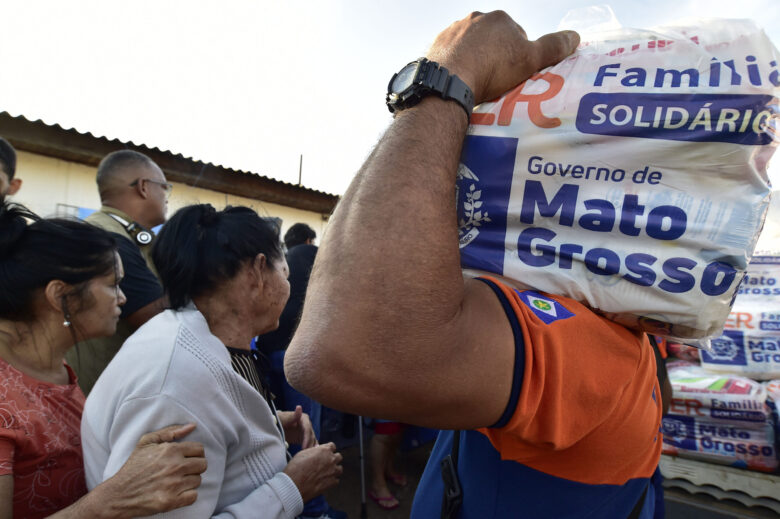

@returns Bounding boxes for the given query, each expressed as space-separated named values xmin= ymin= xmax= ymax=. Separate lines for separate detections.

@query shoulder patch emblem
xmin=517 ymin=290 xmax=574 ymax=324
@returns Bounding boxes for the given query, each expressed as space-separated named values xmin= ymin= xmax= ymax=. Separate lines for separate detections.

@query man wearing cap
xmin=66 ymin=150 xmax=171 ymax=395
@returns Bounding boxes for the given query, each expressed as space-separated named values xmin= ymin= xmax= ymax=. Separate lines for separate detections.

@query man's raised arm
xmin=285 ymin=11 xmax=579 ymax=429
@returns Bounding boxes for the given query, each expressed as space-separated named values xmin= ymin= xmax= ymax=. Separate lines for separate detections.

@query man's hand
xmin=427 ymin=11 xmax=579 ymax=105
xmin=283 ymin=442 xmax=343 ymax=503
xmin=93 ymin=423 xmax=207 ymax=517
xmin=279 ymin=405 xmax=317 ymax=449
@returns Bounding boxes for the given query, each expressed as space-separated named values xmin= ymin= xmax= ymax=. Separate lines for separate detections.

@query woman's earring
xmin=63 ymin=314 xmax=72 ymax=327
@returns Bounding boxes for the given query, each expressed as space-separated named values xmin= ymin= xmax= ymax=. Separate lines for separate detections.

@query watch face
xmin=391 ymin=63 xmax=418 ymax=94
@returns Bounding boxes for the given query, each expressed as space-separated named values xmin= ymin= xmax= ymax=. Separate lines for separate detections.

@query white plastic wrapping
xmin=701 ymin=256 xmax=780 ymax=379
xmin=663 ymin=361 xmax=778 ymax=471
xmin=458 ymin=18 xmax=778 ymax=342
xmin=661 ymin=415 xmax=777 ymax=472
xmin=667 ymin=361 xmax=771 ymax=423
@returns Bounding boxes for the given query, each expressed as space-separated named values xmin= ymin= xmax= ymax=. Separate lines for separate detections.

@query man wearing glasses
xmin=66 ymin=150 xmax=171 ymax=395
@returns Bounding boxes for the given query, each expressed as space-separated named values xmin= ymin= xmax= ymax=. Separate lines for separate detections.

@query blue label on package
xmin=575 ymin=93 xmax=776 ymax=145
xmin=701 ymin=330 xmax=747 ymax=366
xmin=457 ymin=135 xmax=517 ymax=275
xmin=710 ymin=409 xmax=767 ymax=422
xmin=662 ymin=416 xmax=697 ymax=450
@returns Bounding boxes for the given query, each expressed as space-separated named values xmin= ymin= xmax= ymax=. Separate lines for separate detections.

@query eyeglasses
xmin=130 ymin=178 xmax=173 ymax=200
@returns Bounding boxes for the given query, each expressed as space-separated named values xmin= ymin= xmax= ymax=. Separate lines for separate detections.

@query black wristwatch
xmin=386 ymin=58 xmax=475 ymax=119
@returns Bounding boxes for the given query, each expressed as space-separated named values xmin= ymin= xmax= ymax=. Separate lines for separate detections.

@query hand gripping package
xmin=457 ymin=19 xmax=778 ymax=341
xmin=701 ymin=256 xmax=780 ymax=379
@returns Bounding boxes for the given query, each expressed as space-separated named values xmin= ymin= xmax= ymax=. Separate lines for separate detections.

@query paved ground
xmin=322 ymin=437 xmax=432 ymax=519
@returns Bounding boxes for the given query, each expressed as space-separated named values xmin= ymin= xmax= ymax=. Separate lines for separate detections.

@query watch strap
xmin=423 ymin=61 xmax=475 ymax=118
xmin=441 ymin=71 xmax=475 ymax=119
xmin=388 ymin=58 xmax=475 ymax=119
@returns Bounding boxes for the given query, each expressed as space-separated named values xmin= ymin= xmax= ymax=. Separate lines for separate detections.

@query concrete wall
xmin=9 ymin=150 xmax=329 ymax=240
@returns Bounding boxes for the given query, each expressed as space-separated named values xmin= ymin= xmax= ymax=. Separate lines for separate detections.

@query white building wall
xmin=9 ymin=151 xmax=329 ymax=241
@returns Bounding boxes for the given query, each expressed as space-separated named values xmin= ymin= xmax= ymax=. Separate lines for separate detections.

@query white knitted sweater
xmin=81 ymin=305 xmax=303 ymax=518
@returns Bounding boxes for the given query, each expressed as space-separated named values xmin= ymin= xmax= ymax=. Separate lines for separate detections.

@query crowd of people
xmin=0 ymin=142 xmax=344 ymax=518
xmin=0 ymin=10 xmax=672 ymax=519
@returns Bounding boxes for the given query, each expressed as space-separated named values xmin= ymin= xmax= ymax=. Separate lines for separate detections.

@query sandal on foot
xmin=368 ymin=490 xmax=400 ymax=510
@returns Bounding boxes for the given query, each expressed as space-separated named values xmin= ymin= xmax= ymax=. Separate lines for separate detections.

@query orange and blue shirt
xmin=411 ymin=277 xmax=662 ymax=518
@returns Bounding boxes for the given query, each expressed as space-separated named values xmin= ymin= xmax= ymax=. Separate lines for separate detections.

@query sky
xmin=0 ymin=0 xmax=778 ymax=200
xmin=1 ymin=0 xmax=774 ymax=478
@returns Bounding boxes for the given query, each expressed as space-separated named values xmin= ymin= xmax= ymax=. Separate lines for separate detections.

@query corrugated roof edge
xmin=0 ymin=111 xmax=340 ymax=215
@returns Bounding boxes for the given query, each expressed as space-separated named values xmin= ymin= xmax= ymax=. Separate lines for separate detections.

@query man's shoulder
xmin=477 ymin=276 xmax=636 ymax=335
xmin=86 ymin=208 xmax=132 ymax=239
xmin=90 ymin=311 xmax=204 ymax=400
xmin=97 ymin=311 xmax=179 ymax=383
xmin=287 ymin=244 xmax=317 ymax=260
xmin=288 ymin=243 xmax=318 ymax=252
xmin=121 ymin=309 xmax=232 ymax=381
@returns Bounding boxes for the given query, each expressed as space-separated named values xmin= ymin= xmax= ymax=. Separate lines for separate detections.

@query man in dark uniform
xmin=66 ymin=150 xmax=169 ymax=394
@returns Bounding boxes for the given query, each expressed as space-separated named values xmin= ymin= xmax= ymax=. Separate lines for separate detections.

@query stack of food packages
xmin=663 ymin=256 xmax=780 ymax=473
xmin=450 ymin=13 xmax=779 ymax=472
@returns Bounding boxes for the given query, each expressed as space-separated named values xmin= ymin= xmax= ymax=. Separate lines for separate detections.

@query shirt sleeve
xmin=94 ymin=394 xmax=303 ymax=519
xmin=112 ymin=234 xmax=164 ymax=317
xmin=476 ymin=277 xmax=649 ymax=456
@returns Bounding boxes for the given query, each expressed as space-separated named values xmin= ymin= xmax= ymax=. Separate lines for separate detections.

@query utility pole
xmin=298 ymin=154 xmax=303 ymax=185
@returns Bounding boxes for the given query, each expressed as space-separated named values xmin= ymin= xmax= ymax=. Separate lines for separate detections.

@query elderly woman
xmin=0 ymin=202 xmax=207 ymax=519
xmin=82 ymin=204 xmax=343 ymax=518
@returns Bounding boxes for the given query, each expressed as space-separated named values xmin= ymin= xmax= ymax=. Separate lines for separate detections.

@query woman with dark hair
xmin=0 ymin=202 xmax=207 ymax=519
xmin=82 ymin=204 xmax=343 ymax=518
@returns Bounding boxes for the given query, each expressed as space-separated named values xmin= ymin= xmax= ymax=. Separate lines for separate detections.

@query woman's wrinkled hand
xmin=283 ymin=442 xmax=343 ymax=503
xmin=279 ymin=405 xmax=317 ymax=449
xmin=96 ymin=423 xmax=207 ymax=517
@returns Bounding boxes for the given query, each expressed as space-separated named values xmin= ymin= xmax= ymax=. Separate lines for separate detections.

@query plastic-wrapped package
xmin=767 ymin=379 xmax=780 ymax=402
xmin=661 ymin=414 xmax=778 ymax=472
xmin=667 ymin=361 xmax=771 ymax=423
xmin=668 ymin=342 xmax=700 ymax=362
xmin=701 ymin=256 xmax=780 ymax=379
xmin=733 ymin=256 xmax=780 ymax=302
xmin=664 ymin=363 xmax=778 ymax=471
xmin=457 ymin=18 xmax=778 ymax=342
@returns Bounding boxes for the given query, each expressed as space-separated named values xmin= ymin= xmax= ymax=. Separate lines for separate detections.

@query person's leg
xmin=369 ymin=433 xmax=399 ymax=508
xmin=383 ymin=428 xmax=407 ymax=486
xmin=368 ymin=422 xmax=403 ymax=510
